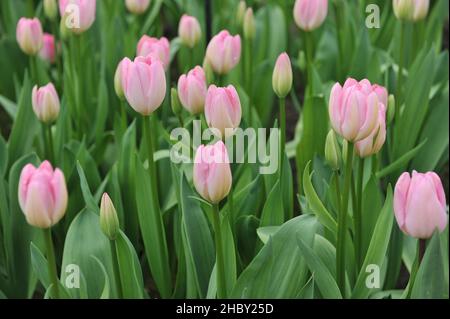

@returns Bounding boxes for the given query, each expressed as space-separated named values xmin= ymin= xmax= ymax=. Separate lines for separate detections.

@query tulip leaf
xmin=76 ymin=162 xmax=98 ymax=214
xmin=30 ymin=242 xmax=50 ymax=290
xmin=259 ymin=180 xmax=284 ymax=227
xmin=256 ymin=226 xmax=281 ymax=245
xmin=90 ymin=256 xmax=110 ymax=299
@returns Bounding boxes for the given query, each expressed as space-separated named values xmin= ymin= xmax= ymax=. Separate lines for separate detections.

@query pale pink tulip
xmin=329 ymin=78 xmax=383 ymax=142
xmin=18 ymin=161 xmax=68 ymax=228
xmin=137 ymin=36 xmax=170 ymax=70
xmin=32 ymin=83 xmax=60 ymax=123
xmin=39 ymin=33 xmax=56 ymax=64
xmin=16 ymin=18 xmax=43 ymax=55
xmin=193 ymin=141 xmax=232 ymax=204
xmin=205 ymin=85 xmax=242 ymax=138
xmin=125 ymin=0 xmax=150 ymax=15
xmin=293 ymin=0 xmax=328 ymax=31
xmin=272 ymin=52 xmax=293 ymax=99
xmin=59 ymin=0 xmax=96 ymax=34
xmin=394 ymin=171 xmax=448 ymax=239
xmin=178 ymin=14 xmax=202 ymax=48
xmin=120 ymin=55 xmax=166 ymax=115
xmin=393 ymin=0 xmax=429 ymax=22
xmin=205 ymin=30 xmax=241 ymax=75
xmin=355 ymin=103 xmax=387 ymax=157
xmin=177 ymin=66 xmax=207 ymax=114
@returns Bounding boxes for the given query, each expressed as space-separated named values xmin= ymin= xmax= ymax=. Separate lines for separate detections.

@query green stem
xmin=212 ymin=204 xmax=227 ymax=299
xmin=43 ymin=228 xmax=59 ymax=298
xmin=336 ymin=142 xmax=354 ymax=296
xmin=304 ymin=31 xmax=314 ymax=97
xmin=46 ymin=124 xmax=55 ymax=164
xmin=406 ymin=240 xmax=421 ymax=299
xmin=355 ymin=157 xmax=364 ymax=268
xmin=334 ymin=1 xmax=344 ymax=81
xmin=333 ymin=171 xmax=341 ymax=213
xmin=41 ymin=123 xmax=50 ymax=161
xmin=51 ymin=19 xmax=62 ymax=86
xmin=109 ymin=240 xmax=123 ymax=298
xmin=396 ymin=21 xmax=405 ymax=108
xmin=29 ymin=55 xmax=37 ymax=84
xmin=279 ymin=98 xmax=286 ymax=177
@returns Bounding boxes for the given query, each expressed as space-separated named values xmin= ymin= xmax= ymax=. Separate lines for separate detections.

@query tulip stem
xmin=47 ymin=124 xmax=55 ymax=163
xmin=336 ymin=142 xmax=354 ymax=296
xmin=355 ymin=157 xmax=365 ymax=268
xmin=244 ymin=37 xmax=253 ymax=127
xmin=43 ymin=228 xmax=60 ymax=299
xmin=279 ymin=98 xmax=286 ymax=177
xmin=109 ymin=240 xmax=123 ymax=298
xmin=212 ymin=204 xmax=227 ymax=299
xmin=29 ymin=55 xmax=38 ymax=85
xmin=396 ymin=21 xmax=405 ymax=108
xmin=304 ymin=31 xmax=314 ymax=97
xmin=406 ymin=240 xmax=421 ymax=298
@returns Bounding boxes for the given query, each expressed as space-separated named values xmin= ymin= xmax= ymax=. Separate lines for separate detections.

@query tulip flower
xmin=32 ymin=83 xmax=60 ymax=124
xmin=205 ymin=30 xmax=241 ymax=75
xmin=393 ymin=0 xmax=429 ymax=22
xmin=177 ymin=66 xmax=207 ymax=114
xmin=44 ymin=0 xmax=58 ymax=20
xmin=137 ymin=35 xmax=170 ymax=70
xmin=59 ymin=0 xmax=97 ymax=34
xmin=178 ymin=15 xmax=202 ymax=48
xmin=100 ymin=193 xmax=120 ymax=240
xmin=293 ymin=0 xmax=328 ymax=32
xmin=394 ymin=171 xmax=448 ymax=239
xmin=39 ymin=33 xmax=56 ymax=64
xmin=205 ymin=84 xmax=242 ymax=138
xmin=272 ymin=52 xmax=293 ymax=99
xmin=355 ymin=103 xmax=387 ymax=158
xmin=329 ymin=78 xmax=383 ymax=142
xmin=18 ymin=161 xmax=68 ymax=229
xmin=193 ymin=141 xmax=232 ymax=204
xmin=16 ymin=18 xmax=43 ymax=56
xmin=120 ymin=55 xmax=166 ymax=116
xmin=125 ymin=0 xmax=150 ymax=15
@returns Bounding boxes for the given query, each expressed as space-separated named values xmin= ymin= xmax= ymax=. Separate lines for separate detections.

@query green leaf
xmin=257 ymin=226 xmax=281 ymax=245
xmin=76 ymin=162 xmax=98 ymax=213
xmin=259 ymin=180 xmax=284 ymax=227
xmin=30 ymin=242 xmax=50 ymax=290
xmin=0 ymin=135 xmax=7 ymax=177
xmin=91 ymin=256 xmax=110 ymax=299
xmin=0 ymin=94 xmax=16 ymax=119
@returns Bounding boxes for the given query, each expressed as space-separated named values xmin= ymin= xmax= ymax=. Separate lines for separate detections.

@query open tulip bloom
xmin=0 ymin=0 xmax=448 ymax=303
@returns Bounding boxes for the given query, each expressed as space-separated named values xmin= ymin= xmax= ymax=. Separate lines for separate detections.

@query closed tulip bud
xmin=272 ymin=52 xmax=293 ymax=99
xmin=44 ymin=0 xmax=58 ymax=20
xmin=202 ymin=58 xmax=214 ymax=85
xmin=193 ymin=141 xmax=232 ymax=204
xmin=394 ymin=171 xmax=448 ymax=239
xmin=205 ymin=85 xmax=242 ymax=138
xmin=387 ymin=94 xmax=395 ymax=124
xmin=114 ymin=58 xmax=126 ymax=100
xmin=39 ymin=33 xmax=56 ymax=64
xmin=293 ymin=0 xmax=328 ymax=31
xmin=236 ymin=1 xmax=247 ymax=27
xmin=137 ymin=35 xmax=170 ymax=70
xmin=393 ymin=0 xmax=429 ymax=22
xmin=243 ymin=8 xmax=255 ymax=39
xmin=120 ymin=55 xmax=166 ymax=116
xmin=16 ymin=18 xmax=43 ymax=56
xmin=355 ymin=104 xmax=387 ymax=158
xmin=178 ymin=66 xmax=207 ymax=115
xmin=206 ymin=30 xmax=241 ymax=75
xmin=32 ymin=83 xmax=60 ymax=124
xmin=18 ymin=161 xmax=68 ymax=228
xmin=178 ymin=15 xmax=202 ymax=48
xmin=171 ymin=88 xmax=182 ymax=115
xmin=100 ymin=193 xmax=120 ymax=240
xmin=59 ymin=0 xmax=97 ymax=34
xmin=125 ymin=0 xmax=150 ymax=15
xmin=329 ymin=78 xmax=384 ymax=142
xmin=325 ymin=130 xmax=341 ymax=170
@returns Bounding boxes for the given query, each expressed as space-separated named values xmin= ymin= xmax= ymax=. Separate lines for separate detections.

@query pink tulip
xmin=393 ymin=0 xmax=429 ymax=22
xmin=18 ymin=161 xmax=68 ymax=228
xmin=120 ymin=55 xmax=166 ymax=115
xmin=329 ymin=78 xmax=383 ymax=142
xmin=125 ymin=0 xmax=150 ymax=15
xmin=32 ymin=83 xmax=61 ymax=123
xmin=39 ymin=33 xmax=56 ymax=64
xmin=137 ymin=36 xmax=170 ymax=70
xmin=59 ymin=0 xmax=96 ymax=34
xmin=193 ymin=141 xmax=232 ymax=204
xmin=205 ymin=85 xmax=242 ymax=138
xmin=177 ymin=66 xmax=207 ymax=114
xmin=293 ymin=0 xmax=328 ymax=31
xmin=355 ymin=103 xmax=386 ymax=157
xmin=394 ymin=171 xmax=448 ymax=239
xmin=178 ymin=14 xmax=202 ymax=48
xmin=205 ymin=30 xmax=241 ymax=75
xmin=16 ymin=18 xmax=43 ymax=56
xmin=272 ymin=52 xmax=293 ymax=99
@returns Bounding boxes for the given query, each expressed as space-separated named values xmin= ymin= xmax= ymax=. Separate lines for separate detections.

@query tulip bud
xmin=100 ymin=193 xmax=120 ymax=240
xmin=137 ymin=35 xmax=170 ymax=70
xmin=44 ymin=0 xmax=58 ymax=20
xmin=171 ymin=87 xmax=182 ymax=116
xmin=39 ymin=33 xmax=56 ymax=64
xmin=236 ymin=1 xmax=247 ymax=28
xmin=125 ymin=0 xmax=150 ymax=15
xmin=205 ymin=30 xmax=241 ymax=75
xmin=393 ymin=0 xmax=429 ymax=22
xmin=272 ymin=52 xmax=293 ymax=99
xmin=59 ymin=0 xmax=97 ymax=34
xmin=293 ymin=0 xmax=328 ymax=32
xmin=205 ymin=85 xmax=242 ymax=138
xmin=387 ymin=94 xmax=395 ymax=124
xmin=243 ymin=8 xmax=256 ymax=40
xmin=394 ymin=171 xmax=448 ymax=239
xmin=114 ymin=59 xmax=126 ymax=100
xmin=325 ymin=130 xmax=341 ymax=170
xmin=178 ymin=66 xmax=207 ymax=114
xmin=178 ymin=15 xmax=202 ymax=48
xmin=18 ymin=161 xmax=68 ymax=229
xmin=32 ymin=83 xmax=60 ymax=124
xmin=202 ymin=58 xmax=214 ymax=85
xmin=193 ymin=141 xmax=232 ymax=204
xmin=16 ymin=18 xmax=43 ymax=56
